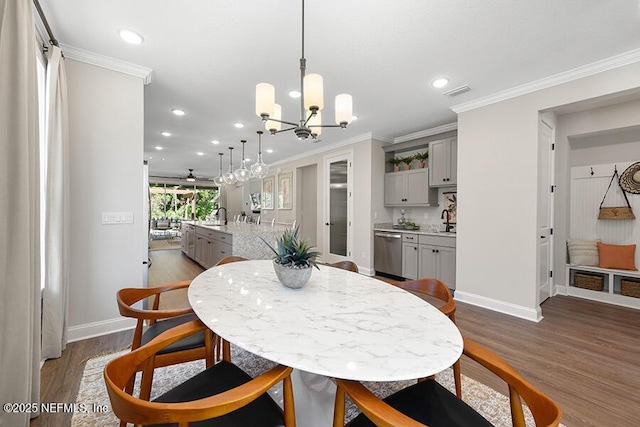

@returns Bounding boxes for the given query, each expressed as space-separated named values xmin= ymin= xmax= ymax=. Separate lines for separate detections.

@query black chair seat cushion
xmin=148 ymin=360 xmax=285 ymax=427
xmin=141 ymin=313 xmax=205 ymax=355
xmin=348 ymin=379 xmax=493 ymax=427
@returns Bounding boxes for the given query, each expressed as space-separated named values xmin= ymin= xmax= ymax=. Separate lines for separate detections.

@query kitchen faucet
xmin=441 ymin=209 xmax=453 ymax=232
xmin=215 ymin=207 xmax=228 ymax=225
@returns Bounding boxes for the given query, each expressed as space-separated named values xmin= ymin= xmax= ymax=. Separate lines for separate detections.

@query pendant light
xmin=213 ymin=153 xmax=225 ymax=186
xmin=250 ymin=131 xmax=269 ymax=179
xmin=186 ymin=168 xmax=196 ymax=182
xmin=222 ymin=147 xmax=237 ymax=184
xmin=234 ymin=140 xmax=251 ymax=183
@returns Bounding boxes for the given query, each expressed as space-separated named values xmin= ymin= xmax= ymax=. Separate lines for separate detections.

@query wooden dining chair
xmin=105 ymin=319 xmax=297 ymax=427
xmin=116 ymin=281 xmax=215 ymax=410
xmin=216 ymin=255 xmax=249 ymax=266
xmin=390 ymin=278 xmax=461 ymax=397
xmin=329 ymin=261 xmax=359 ymax=273
xmin=333 ymin=337 xmax=562 ymax=427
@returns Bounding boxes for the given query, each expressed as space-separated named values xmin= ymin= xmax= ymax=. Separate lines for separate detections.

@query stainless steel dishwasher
xmin=374 ymin=231 xmax=403 ymax=276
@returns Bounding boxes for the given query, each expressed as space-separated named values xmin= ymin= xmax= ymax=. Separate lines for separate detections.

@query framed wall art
xmin=262 ymin=176 xmax=274 ymax=210
xmin=278 ymin=172 xmax=293 ymax=210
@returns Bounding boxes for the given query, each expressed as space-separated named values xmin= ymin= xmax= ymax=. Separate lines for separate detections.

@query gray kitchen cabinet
xmin=182 ymin=223 xmax=196 ymax=259
xmin=384 ymin=168 xmax=437 ymax=206
xmin=429 ymin=138 xmax=457 ymax=187
xmin=402 ymin=234 xmax=419 ymax=280
xmin=418 ymin=235 xmax=456 ymax=289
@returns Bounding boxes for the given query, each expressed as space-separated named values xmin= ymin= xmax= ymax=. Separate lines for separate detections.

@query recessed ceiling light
xmin=266 ymin=149 xmax=274 ymax=154
xmin=211 ymin=140 xmax=220 ymax=145
xmin=154 ymin=146 xmax=163 ymax=150
xmin=118 ymin=29 xmax=144 ymax=45
xmin=351 ymin=115 xmax=359 ymax=121
xmin=149 ymin=156 xmax=153 ymax=159
xmin=171 ymin=109 xmax=186 ymax=116
xmin=197 ymin=152 xmax=204 ymax=156
xmin=432 ymin=78 xmax=449 ymax=89
xmin=289 ymin=90 xmax=301 ymax=98
xmin=161 ymin=131 xmax=171 ymax=137
xmin=233 ymin=122 xmax=245 ymax=128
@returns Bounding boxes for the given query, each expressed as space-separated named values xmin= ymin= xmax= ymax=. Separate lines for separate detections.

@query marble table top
xmin=188 ymin=260 xmax=463 ymax=381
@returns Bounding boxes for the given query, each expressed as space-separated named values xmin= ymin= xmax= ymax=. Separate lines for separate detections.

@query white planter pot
xmin=273 ymin=261 xmax=312 ymax=289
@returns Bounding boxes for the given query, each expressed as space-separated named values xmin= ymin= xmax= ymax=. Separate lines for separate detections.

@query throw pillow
xmin=597 ymin=242 xmax=637 ymax=271
xmin=567 ymin=239 xmax=600 ymax=266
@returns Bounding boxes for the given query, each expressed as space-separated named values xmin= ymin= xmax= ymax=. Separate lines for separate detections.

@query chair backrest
xmin=394 ymin=278 xmax=455 ymax=320
xmin=333 ymin=337 xmax=562 ymax=427
xmin=104 ymin=319 xmax=295 ymax=426
xmin=215 ymin=255 xmax=249 ymax=266
xmin=329 ymin=261 xmax=359 ymax=273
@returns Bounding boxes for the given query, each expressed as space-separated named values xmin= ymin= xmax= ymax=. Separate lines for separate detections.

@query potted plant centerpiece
xmin=262 ymin=226 xmax=320 ymax=288
xmin=414 ymin=151 xmax=429 ymax=168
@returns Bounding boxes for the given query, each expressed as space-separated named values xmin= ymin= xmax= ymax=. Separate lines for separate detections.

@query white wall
xmin=456 ymin=61 xmax=640 ymax=321
xmin=66 ymin=60 xmax=145 ymax=341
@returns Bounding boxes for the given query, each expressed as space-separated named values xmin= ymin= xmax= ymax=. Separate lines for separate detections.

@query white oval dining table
xmin=188 ymin=259 xmax=463 ymax=426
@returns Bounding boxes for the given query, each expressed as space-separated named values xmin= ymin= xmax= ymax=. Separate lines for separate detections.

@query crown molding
xmin=268 ymin=132 xmax=387 ymax=167
xmin=451 ymin=48 xmax=640 ymax=114
xmin=393 ymin=122 xmax=458 ymax=144
xmin=60 ymin=44 xmax=153 ymax=85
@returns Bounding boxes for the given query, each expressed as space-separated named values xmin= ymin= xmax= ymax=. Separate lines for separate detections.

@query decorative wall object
xmin=262 ymin=176 xmax=274 ymax=210
xmin=278 ymin=172 xmax=293 ymax=210
xmin=443 ymin=191 xmax=457 ymax=224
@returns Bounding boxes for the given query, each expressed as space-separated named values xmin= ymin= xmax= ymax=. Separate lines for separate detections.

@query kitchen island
xmin=181 ymin=221 xmax=288 ymax=268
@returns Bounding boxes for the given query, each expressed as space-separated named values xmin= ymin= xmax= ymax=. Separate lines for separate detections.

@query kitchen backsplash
xmin=389 ymin=188 xmax=457 ymax=230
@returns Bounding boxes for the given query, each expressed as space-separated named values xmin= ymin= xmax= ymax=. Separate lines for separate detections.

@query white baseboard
xmin=454 ymin=291 xmax=542 ymax=322
xmin=359 ymin=266 xmax=374 ymax=276
xmin=67 ymin=317 xmax=137 ymax=343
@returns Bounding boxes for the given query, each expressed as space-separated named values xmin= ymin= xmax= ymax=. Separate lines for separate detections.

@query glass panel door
xmin=324 ymin=152 xmax=352 ymax=264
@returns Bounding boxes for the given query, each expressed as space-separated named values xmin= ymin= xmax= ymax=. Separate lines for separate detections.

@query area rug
xmin=73 ymin=345 xmax=543 ymax=426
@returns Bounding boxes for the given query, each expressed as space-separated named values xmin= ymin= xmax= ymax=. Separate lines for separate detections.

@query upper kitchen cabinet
xmin=384 ymin=168 xmax=438 ymax=206
xmin=429 ymin=138 xmax=457 ymax=187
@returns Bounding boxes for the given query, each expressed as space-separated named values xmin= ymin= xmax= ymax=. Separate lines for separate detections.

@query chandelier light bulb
xmin=303 ymin=73 xmax=324 ymax=111
xmin=335 ymin=93 xmax=353 ymax=127
xmin=234 ymin=140 xmax=251 ymax=183
xmin=223 ymin=147 xmax=237 ymax=185
xmin=266 ymin=103 xmax=282 ymax=134
xmin=213 ymin=153 xmax=225 ymax=186
xmin=251 ymin=131 xmax=270 ymax=179
xmin=255 ymin=83 xmax=275 ymax=119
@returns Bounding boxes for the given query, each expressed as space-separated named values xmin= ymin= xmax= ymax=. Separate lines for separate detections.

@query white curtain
xmin=0 ymin=0 xmax=42 ymax=425
xmin=41 ymin=45 xmax=69 ymax=359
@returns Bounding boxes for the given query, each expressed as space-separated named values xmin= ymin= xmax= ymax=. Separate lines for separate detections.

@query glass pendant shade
xmin=251 ymin=131 xmax=269 ymax=179
xmin=186 ymin=168 xmax=196 ymax=182
xmin=223 ymin=147 xmax=237 ymax=185
xmin=265 ymin=103 xmax=282 ymax=133
xmin=307 ymin=110 xmax=322 ymax=136
xmin=234 ymin=140 xmax=251 ymax=183
xmin=213 ymin=153 xmax=225 ymax=186
xmin=335 ymin=94 xmax=353 ymax=125
xmin=255 ymin=83 xmax=275 ymax=118
xmin=303 ymin=73 xmax=324 ymax=111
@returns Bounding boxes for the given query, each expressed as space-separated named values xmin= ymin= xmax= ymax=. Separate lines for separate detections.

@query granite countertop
xmin=373 ymin=223 xmax=456 ymax=238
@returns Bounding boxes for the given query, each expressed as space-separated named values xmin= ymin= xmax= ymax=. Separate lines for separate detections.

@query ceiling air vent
xmin=444 ymin=85 xmax=471 ymax=97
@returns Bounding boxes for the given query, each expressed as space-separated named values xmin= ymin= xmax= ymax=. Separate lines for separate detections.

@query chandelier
xmin=255 ymin=0 xmax=353 ymax=141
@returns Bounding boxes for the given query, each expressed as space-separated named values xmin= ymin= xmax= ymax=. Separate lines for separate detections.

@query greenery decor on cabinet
xmin=388 ymin=156 xmax=403 ymax=172
xmin=261 ymin=226 xmax=320 ymax=288
xmin=413 ymin=151 xmax=429 ymax=168
xmin=399 ymin=155 xmax=414 ymax=170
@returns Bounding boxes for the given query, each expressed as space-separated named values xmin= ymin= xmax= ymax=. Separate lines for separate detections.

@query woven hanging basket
xmin=598 ymin=167 xmax=635 ymax=220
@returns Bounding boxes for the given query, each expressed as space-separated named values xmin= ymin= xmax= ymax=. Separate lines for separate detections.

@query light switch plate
xmin=102 ymin=212 xmax=134 ymax=224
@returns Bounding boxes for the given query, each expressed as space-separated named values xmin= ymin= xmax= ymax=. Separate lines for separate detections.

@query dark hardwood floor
xmin=32 ymin=250 xmax=640 ymax=426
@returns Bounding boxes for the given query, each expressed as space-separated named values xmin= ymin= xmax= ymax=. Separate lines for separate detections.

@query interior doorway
xmin=537 ymin=119 xmax=555 ymax=307
xmin=323 ymin=152 xmax=353 ymax=264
